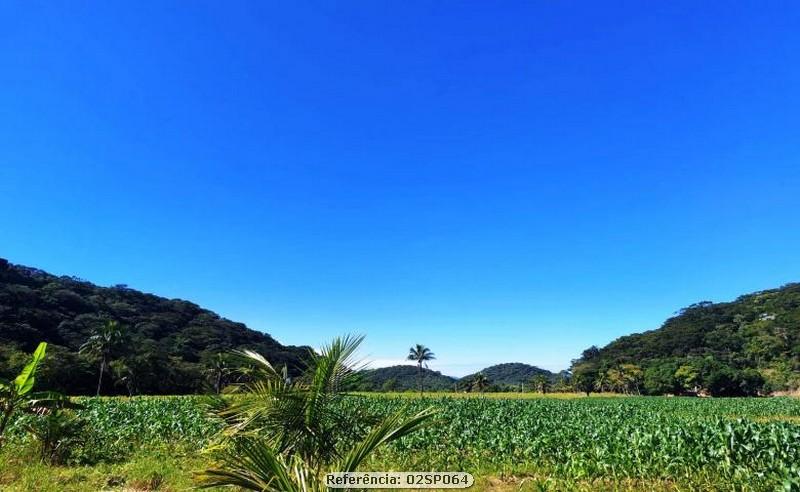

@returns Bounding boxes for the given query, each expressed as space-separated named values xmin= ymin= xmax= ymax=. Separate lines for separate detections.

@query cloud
xmin=368 ymin=358 xmax=416 ymax=369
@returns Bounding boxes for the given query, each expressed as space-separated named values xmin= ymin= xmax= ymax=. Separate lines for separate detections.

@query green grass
xmin=0 ymin=444 xmax=219 ymax=492
xmin=2 ymin=394 xmax=800 ymax=491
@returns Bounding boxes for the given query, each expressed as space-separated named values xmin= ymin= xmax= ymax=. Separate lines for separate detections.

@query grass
xmin=0 ymin=444 xmax=220 ymax=492
xmin=1 ymin=393 xmax=799 ymax=491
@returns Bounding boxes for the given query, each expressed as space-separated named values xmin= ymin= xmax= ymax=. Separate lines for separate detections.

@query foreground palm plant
xmin=197 ymin=335 xmax=436 ymax=491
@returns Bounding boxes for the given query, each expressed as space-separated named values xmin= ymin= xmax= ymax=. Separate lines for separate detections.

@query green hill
xmin=0 ymin=258 xmax=309 ymax=395
xmin=462 ymin=363 xmax=555 ymax=388
xmin=352 ymin=365 xmax=458 ymax=392
xmin=352 ymin=363 xmax=559 ymax=392
xmin=6 ymin=256 xmax=798 ymax=398
xmin=571 ymin=283 xmax=800 ymax=396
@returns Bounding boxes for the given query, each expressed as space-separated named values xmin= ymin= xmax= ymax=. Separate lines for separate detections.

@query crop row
xmin=6 ymin=395 xmax=800 ymax=490
xmin=347 ymin=397 xmax=800 ymax=490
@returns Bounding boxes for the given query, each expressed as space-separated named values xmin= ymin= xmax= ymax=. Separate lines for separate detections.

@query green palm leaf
xmin=199 ymin=334 xmax=436 ymax=492
xmin=338 ymin=407 xmax=437 ymax=473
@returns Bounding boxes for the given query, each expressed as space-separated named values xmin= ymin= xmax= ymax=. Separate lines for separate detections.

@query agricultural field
xmin=1 ymin=394 xmax=800 ymax=491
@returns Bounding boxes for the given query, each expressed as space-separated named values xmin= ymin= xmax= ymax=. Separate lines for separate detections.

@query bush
xmin=25 ymin=409 xmax=87 ymax=464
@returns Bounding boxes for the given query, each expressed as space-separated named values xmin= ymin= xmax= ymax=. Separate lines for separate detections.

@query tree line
xmin=570 ymin=283 xmax=800 ymax=396
xmin=0 ymin=259 xmax=308 ymax=395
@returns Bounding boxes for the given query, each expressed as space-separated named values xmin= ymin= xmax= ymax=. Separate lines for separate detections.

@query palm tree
xmin=79 ymin=320 xmax=123 ymax=396
xmin=472 ymin=373 xmax=489 ymax=393
xmin=197 ymin=335 xmax=435 ymax=491
xmin=204 ymin=353 xmax=233 ymax=394
xmin=407 ymin=344 xmax=435 ymax=396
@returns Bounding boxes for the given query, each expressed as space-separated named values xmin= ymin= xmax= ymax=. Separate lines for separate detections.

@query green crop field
xmin=2 ymin=394 xmax=800 ymax=491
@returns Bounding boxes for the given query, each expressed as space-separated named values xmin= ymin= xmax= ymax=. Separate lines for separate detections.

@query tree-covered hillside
xmin=351 ymin=365 xmax=458 ymax=392
xmin=351 ymin=363 xmax=560 ymax=392
xmin=0 ymin=258 xmax=309 ymax=395
xmin=462 ymin=363 xmax=555 ymax=388
xmin=571 ymin=283 xmax=800 ymax=396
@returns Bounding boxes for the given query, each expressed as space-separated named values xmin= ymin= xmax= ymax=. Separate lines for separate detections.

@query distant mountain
xmin=0 ymin=258 xmax=310 ymax=395
xmin=350 ymin=362 xmax=559 ymax=392
xmin=462 ymin=363 xmax=555 ymax=387
xmin=352 ymin=365 xmax=458 ymax=392
xmin=571 ymin=283 xmax=800 ymax=396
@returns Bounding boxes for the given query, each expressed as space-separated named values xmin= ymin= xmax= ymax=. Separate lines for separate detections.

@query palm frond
xmin=407 ymin=344 xmax=435 ymax=362
xmin=198 ymin=436 xmax=302 ymax=491
xmin=338 ymin=407 xmax=437 ymax=473
xmin=198 ymin=334 xmax=436 ymax=492
xmin=233 ymin=349 xmax=280 ymax=379
xmin=303 ymin=334 xmax=365 ymax=431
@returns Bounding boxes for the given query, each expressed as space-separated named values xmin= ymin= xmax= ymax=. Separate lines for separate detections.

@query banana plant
xmin=0 ymin=342 xmax=71 ymax=448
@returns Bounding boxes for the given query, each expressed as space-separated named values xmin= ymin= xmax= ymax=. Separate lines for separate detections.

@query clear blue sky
xmin=1 ymin=2 xmax=799 ymax=376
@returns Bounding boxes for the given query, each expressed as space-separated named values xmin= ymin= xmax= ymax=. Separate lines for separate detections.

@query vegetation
xmin=0 ymin=341 xmax=83 ymax=468
xmin=0 ymin=342 xmax=49 ymax=445
xmin=531 ymin=374 xmax=551 ymax=394
xmin=6 ymin=258 xmax=799 ymax=399
xmin=198 ymin=335 xmax=436 ymax=491
xmin=0 ymin=259 xmax=309 ymax=395
xmin=353 ymin=362 xmax=564 ymax=393
xmin=462 ymin=363 xmax=557 ymax=391
xmin=203 ymin=353 xmax=234 ymax=395
xmin=407 ymin=344 xmax=436 ymax=395
xmin=4 ymin=396 xmax=220 ymax=467
xmin=2 ymin=394 xmax=800 ymax=490
xmin=349 ymin=365 xmax=457 ymax=392
xmin=79 ymin=320 xmax=124 ymax=396
xmin=471 ymin=373 xmax=489 ymax=393
xmin=2 ymin=259 xmax=800 ymax=490
xmin=571 ymin=283 xmax=800 ymax=396
xmin=0 ymin=394 xmax=221 ymax=491
xmin=357 ymin=396 xmax=800 ymax=490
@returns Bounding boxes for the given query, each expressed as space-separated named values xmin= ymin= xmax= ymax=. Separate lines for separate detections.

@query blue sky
xmin=1 ymin=2 xmax=799 ymax=376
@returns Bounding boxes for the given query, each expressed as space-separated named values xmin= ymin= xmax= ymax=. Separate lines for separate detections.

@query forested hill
xmin=571 ymin=283 xmax=800 ymax=396
xmin=462 ymin=363 xmax=555 ymax=387
xmin=351 ymin=365 xmax=458 ymax=392
xmin=351 ymin=363 xmax=559 ymax=392
xmin=0 ymin=258 xmax=309 ymax=395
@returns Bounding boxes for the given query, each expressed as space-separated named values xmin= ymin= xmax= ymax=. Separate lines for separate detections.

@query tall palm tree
xmin=79 ymin=320 xmax=123 ymax=396
xmin=198 ymin=335 xmax=435 ymax=491
xmin=407 ymin=344 xmax=435 ymax=396
xmin=204 ymin=353 xmax=233 ymax=394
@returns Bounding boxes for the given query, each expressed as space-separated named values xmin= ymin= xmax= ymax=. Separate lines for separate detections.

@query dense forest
xmin=0 ymin=258 xmax=309 ymax=395
xmin=461 ymin=363 xmax=556 ymax=389
xmin=350 ymin=365 xmax=458 ymax=391
xmin=571 ymin=283 xmax=800 ymax=396
xmin=3 ymin=258 xmax=799 ymax=397
xmin=350 ymin=363 xmax=561 ymax=392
